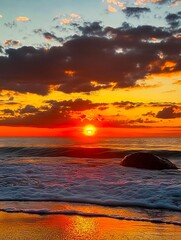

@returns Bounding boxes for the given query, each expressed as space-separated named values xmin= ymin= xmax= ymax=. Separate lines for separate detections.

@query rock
xmin=120 ymin=152 xmax=177 ymax=170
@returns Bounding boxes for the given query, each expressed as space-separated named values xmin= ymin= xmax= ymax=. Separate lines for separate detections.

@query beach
xmin=1 ymin=211 xmax=181 ymax=240
xmin=1 ymin=201 xmax=181 ymax=240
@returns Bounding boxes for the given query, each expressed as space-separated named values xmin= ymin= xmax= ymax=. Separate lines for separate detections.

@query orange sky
xmin=0 ymin=0 xmax=181 ymax=137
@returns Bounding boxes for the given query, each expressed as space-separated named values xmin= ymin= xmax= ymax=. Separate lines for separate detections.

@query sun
xmin=83 ymin=124 xmax=96 ymax=136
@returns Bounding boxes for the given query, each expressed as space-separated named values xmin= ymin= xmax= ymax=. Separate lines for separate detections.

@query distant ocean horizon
xmin=0 ymin=136 xmax=180 ymax=150
xmin=0 ymin=137 xmax=180 ymax=226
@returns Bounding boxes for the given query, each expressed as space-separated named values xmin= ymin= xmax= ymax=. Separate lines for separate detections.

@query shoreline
xmin=1 ymin=212 xmax=181 ymax=240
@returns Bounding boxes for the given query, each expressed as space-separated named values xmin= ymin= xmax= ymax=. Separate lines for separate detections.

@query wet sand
xmin=0 ymin=212 xmax=181 ymax=240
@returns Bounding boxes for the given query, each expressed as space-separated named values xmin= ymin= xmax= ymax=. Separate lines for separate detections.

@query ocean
xmin=0 ymin=137 xmax=180 ymax=226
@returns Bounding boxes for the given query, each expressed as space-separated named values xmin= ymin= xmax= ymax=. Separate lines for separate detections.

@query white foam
xmin=1 ymin=207 xmax=181 ymax=226
xmin=0 ymin=156 xmax=180 ymax=212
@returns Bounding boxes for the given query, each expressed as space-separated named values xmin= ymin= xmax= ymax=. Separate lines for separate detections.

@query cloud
xmin=0 ymin=99 xmax=107 ymax=127
xmin=113 ymin=101 xmax=144 ymax=109
xmin=61 ymin=18 xmax=72 ymax=24
xmin=19 ymin=105 xmax=39 ymax=114
xmin=134 ymin=0 xmax=177 ymax=5
xmin=128 ymin=118 xmax=156 ymax=124
xmin=123 ymin=7 xmax=151 ymax=18
xmin=4 ymin=40 xmax=21 ymax=47
xmin=149 ymin=102 xmax=179 ymax=107
xmin=156 ymin=106 xmax=181 ymax=118
xmin=60 ymin=13 xmax=81 ymax=25
xmin=173 ymin=80 xmax=181 ymax=85
xmin=45 ymin=98 xmax=105 ymax=111
xmin=16 ymin=16 xmax=30 ymax=22
xmin=2 ymin=109 xmax=14 ymax=116
xmin=0 ymin=23 xmax=181 ymax=95
xmin=0 ymin=106 xmax=71 ymax=128
xmin=142 ymin=111 xmax=156 ymax=117
xmin=42 ymin=32 xmax=63 ymax=42
xmin=0 ymin=15 xmax=3 ymax=18
xmin=70 ymin=13 xmax=81 ymax=19
xmin=9 ymin=96 xmax=14 ymax=101
xmin=165 ymin=11 xmax=181 ymax=28
xmin=78 ymin=22 xmax=104 ymax=36
xmin=106 ymin=0 xmax=125 ymax=9
xmin=107 ymin=5 xmax=117 ymax=12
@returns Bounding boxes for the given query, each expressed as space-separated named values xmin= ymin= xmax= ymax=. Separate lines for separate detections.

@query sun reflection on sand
xmin=0 ymin=211 xmax=181 ymax=240
xmin=68 ymin=216 xmax=97 ymax=240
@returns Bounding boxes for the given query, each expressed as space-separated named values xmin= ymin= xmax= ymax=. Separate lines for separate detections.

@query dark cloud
xmin=0 ymin=99 xmax=107 ymax=127
xmin=123 ymin=7 xmax=151 ymax=18
xmin=19 ymin=105 xmax=39 ymax=114
xmin=105 ymin=24 xmax=171 ymax=42
xmin=43 ymin=32 xmax=63 ymax=42
xmin=46 ymin=98 xmax=106 ymax=111
xmin=156 ymin=106 xmax=181 ymax=119
xmin=165 ymin=11 xmax=181 ymax=28
xmin=0 ymin=106 xmax=71 ymax=128
xmin=78 ymin=22 xmax=104 ymax=36
xmin=2 ymin=109 xmax=14 ymax=116
xmin=0 ymin=24 xmax=181 ymax=95
xmin=149 ymin=102 xmax=179 ymax=107
xmin=5 ymin=102 xmax=18 ymax=105
xmin=128 ymin=118 xmax=156 ymax=124
xmin=154 ymin=0 xmax=180 ymax=4
xmin=113 ymin=101 xmax=143 ymax=109
xmin=0 ymin=96 xmax=18 ymax=106
xmin=142 ymin=111 xmax=156 ymax=117
xmin=34 ymin=29 xmax=63 ymax=42
xmin=8 ymin=96 xmax=14 ymax=101
xmin=0 ymin=101 xmax=70 ymax=127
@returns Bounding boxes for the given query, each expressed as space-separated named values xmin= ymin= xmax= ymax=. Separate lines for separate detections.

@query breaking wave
xmin=0 ymin=146 xmax=180 ymax=159
xmin=1 ymin=207 xmax=181 ymax=226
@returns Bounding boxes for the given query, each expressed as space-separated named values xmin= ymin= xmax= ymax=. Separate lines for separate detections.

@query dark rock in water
xmin=120 ymin=152 xmax=177 ymax=170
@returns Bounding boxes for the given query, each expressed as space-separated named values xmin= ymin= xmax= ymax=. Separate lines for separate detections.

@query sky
xmin=0 ymin=0 xmax=181 ymax=137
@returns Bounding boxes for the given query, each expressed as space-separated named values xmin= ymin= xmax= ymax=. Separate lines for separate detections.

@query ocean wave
xmin=0 ymin=144 xmax=180 ymax=216
xmin=1 ymin=198 xmax=181 ymax=212
xmin=1 ymin=207 xmax=181 ymax=226
xmin=0 ymin=146 xmax=180 ymax=159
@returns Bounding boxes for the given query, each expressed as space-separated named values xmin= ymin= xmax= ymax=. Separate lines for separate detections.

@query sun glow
xmin=83 ymin=125 xmax=96 ymax=136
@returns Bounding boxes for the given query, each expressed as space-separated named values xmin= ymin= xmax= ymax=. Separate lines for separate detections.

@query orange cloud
xmin=161 ymin=61 xmax=177 ymax=71
xmin=174 ymin=33 xmax=181 ymax=38
xmin=61 ymin=18 xmax=72 ymax=24
xmin=4 ymin=40 xmax=20 ymax=47
xmin=64 ymin=70 xmax=76 ymax=77
xmin=108 ymin=5 xmax=117 ymax=12
xmin=174 ymin=80 xmax=181 ymax=85
xmin=106 ymin=0 xmax=125 ymax=8
xmin=16 ymin=16 xmax=30 ymax=21
xmin=61 ymin=13 xmax=81 ymax=25
xmin=135 ymin=0 xmax=163 ymax=5
xmin=70 ymin=13 xmax=81 ymax=19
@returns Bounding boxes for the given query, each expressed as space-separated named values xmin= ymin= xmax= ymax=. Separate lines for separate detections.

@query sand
xmin=0 ymin=212 xmax=181 ymax=240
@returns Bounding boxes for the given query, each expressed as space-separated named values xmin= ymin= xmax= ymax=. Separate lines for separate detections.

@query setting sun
xmin=83 ymin=125 xmax=96 ymax=136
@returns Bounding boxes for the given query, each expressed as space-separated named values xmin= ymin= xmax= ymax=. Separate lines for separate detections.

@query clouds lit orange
xmin=0 ymin=0 xmax=180 ymax=137
xmin=16 ymin=16 xmax=30 ymax=21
